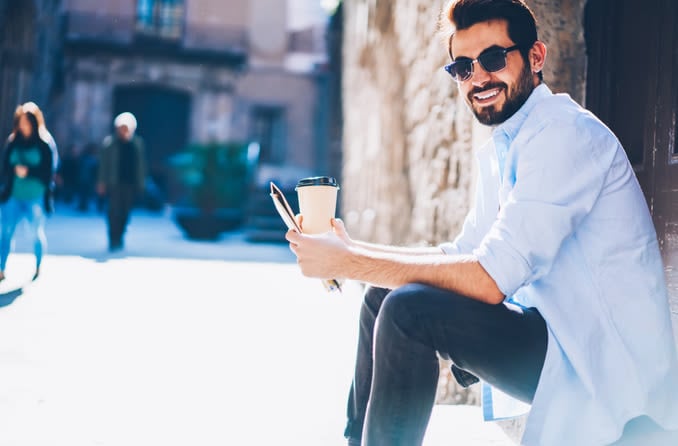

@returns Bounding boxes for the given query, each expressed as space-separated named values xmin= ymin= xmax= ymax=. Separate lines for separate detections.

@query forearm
xmin=285 ymin=227 xmax=501 ymax=302
xmin=350 ymin=239 xmax=444 ymax=256
xmin=343 ymin=247 xmax=504 ymax=304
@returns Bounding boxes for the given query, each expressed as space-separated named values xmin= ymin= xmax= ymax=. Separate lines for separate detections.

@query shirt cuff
xmin=474 ymin=241 xmax=532 ymax=297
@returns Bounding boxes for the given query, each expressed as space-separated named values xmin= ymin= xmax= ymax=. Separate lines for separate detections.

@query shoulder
xmin=38 ymin=128 xmax=56 ymax=149
xmin=528 ymin=93 xmax=582 ymax=126
xmin=3 ymin=135 xmax=17 ymax=152
xmin=37 ymin=137 xmax=52 ymax=152
xmin=520 ymin=94 xmax=620 ymax=168
xmin=525 ymin=93 xmax=615 ymax=141
xmin=102 ymin=135 xmax=114 ymax=148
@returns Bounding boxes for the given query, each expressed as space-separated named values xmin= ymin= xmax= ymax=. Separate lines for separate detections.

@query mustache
xmin=468 ymin=83 xmax=507 ymax=100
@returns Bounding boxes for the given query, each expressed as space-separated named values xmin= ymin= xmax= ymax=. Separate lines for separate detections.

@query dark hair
xmin=441 ymin=0 xmax=542 ymax=80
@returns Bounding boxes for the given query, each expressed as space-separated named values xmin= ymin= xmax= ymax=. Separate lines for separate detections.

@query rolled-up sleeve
xmin=475 ymin=116 xmax=615 ymax=296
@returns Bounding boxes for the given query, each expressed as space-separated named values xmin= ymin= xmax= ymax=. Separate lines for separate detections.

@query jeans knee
xmin=377 ymin=283 xmax=431 ymax=333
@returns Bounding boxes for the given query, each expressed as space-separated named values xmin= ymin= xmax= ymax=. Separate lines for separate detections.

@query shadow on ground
xmin=0 ymin=287 xmax=23 ymax=308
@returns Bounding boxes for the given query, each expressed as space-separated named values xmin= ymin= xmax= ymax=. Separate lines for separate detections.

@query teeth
xmin=476 ymin=89 xmax=499 ymax=100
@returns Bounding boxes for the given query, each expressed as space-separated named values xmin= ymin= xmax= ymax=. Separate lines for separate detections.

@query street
xmin=0 ymin=208 xmax=513 ymax=445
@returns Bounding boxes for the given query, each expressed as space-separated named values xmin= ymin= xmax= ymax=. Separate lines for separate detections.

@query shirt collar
xmin=493 ymin=83 xmax=553 ymax=143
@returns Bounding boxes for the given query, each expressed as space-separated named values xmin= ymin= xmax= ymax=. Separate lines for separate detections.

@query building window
xmin=136 ymin=0 xmax=184 ymax=40
xmin=251 ymin=106 xmax=286 ymax=165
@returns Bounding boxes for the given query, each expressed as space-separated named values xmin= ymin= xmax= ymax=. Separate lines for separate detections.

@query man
xmin=286 ymin=0 xmax=678 ymax=445
xmin=97 ymin=112 xmax=146 ymax=251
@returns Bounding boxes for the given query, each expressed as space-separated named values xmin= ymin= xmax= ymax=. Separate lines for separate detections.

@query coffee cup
xmin=295 ymin=176 xmax=340 ymax=234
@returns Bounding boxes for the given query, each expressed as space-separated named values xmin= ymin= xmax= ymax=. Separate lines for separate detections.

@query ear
xmin=529 ymin=40 xmax=547 ymax=74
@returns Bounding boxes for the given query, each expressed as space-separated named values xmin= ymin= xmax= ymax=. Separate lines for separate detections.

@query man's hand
xmin=330 ymin=218 xmax=354 ymax=246
xmin=286 ymin=228 xmax=350 ymax=279
xmin=96 ymin=182 xmax=106 ymax=196
xmin=15 ymin=165 xmax=28 ymax=178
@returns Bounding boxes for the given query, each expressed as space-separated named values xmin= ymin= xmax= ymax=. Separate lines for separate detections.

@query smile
xmin=474 ymin=88 xmax=502 ymax=101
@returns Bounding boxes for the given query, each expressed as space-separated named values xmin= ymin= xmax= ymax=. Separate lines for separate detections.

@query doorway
xmin=585 ymin=0 xmax=678 ymax=304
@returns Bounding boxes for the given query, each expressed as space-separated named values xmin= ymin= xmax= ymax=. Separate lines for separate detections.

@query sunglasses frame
xmin=444 ymin=45 xmax=522 ymax=82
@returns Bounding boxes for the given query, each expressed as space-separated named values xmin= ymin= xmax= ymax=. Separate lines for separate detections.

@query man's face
xmin=451 ymin=19 xmax=537 ymax=126
xmin=116 ymin=125 xmax=132 ymax=142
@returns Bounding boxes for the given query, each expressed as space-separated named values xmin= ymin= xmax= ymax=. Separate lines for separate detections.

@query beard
xmin=467 ymin=62 xmax=535 ymax=126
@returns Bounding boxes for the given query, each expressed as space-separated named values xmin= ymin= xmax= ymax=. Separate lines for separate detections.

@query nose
xmin=470 ymin=60 xmax=491 ymax=86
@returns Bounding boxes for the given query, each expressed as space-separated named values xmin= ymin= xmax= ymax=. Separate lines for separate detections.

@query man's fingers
xmin=285 ymin=229 xmax=301 ymax=242
xmin=294 ymin=214 xmax=304 ymax=231
xmin=331 ymin=218 xmax=345 ymax=230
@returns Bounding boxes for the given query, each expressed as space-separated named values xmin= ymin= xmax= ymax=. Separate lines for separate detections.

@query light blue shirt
xmin=440 ymin=84 xmax=678 ymax=445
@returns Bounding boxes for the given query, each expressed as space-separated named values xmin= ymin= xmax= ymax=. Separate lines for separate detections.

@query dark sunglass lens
xmin=479 ymin=50 xmax=507 ymax=73
xmin=453 ymin=60 xmax=473 ymax=80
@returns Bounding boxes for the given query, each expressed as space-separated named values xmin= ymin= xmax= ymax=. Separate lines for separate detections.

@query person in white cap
xmin=97 ymin=112 xmax=147 ymax=251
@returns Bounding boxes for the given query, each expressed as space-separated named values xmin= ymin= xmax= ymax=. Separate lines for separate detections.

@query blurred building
xmin=0 ymin=0 xmax=62 ymax=142
xmin=0 ymin=0 xmax=339 ymax=202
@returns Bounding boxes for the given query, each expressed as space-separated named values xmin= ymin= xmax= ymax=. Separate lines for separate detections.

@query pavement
xmin=0 ymin=205 xmax=516 ymax=446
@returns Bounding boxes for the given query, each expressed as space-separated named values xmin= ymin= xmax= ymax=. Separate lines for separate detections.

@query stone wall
xmin=529 ymin=0 xmax=587 ymax=101
xmin=341 ymin=0 xmax=474 ymax=247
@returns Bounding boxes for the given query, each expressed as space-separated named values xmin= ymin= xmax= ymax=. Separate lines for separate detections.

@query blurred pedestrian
xmin=0 ymin=102 xmax=57 ymax=281
xmin=97 ymin=112 xmax=146 ymax=251
xmin=55 ymin=143 xmax=80 ymax=204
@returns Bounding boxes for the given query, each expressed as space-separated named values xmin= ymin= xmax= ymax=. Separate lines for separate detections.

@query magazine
xmin=269 ymin=181 xmax=342 ymax=293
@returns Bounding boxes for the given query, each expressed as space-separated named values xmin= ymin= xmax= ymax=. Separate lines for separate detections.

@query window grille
xmin=136 ymin=0 xmax=184 ymax=41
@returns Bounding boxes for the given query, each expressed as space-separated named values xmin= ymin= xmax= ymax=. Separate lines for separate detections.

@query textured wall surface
xmin=341 ymin=0 xmax=475 ymax=247
xmin=0 ymin=0 xmax=63 ymax=141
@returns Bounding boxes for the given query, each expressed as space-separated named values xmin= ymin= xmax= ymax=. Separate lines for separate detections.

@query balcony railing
xmin=64 ymin=10 xmax=248 ymax=56
xmin=183 ymin=24 xmax=248 ymax=54
xmin=65 ymin=10 xmax=136 ymax=45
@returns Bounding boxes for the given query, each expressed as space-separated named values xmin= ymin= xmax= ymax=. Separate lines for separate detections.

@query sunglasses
xmin=444 ymin=45 xmax=522 ymax=82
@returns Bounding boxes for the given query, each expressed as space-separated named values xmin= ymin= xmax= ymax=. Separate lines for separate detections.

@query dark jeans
xmin=345 ymin=284 xmax=547 ymax=446
xmin=106 ymin=184 xmax=136 ymax=249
